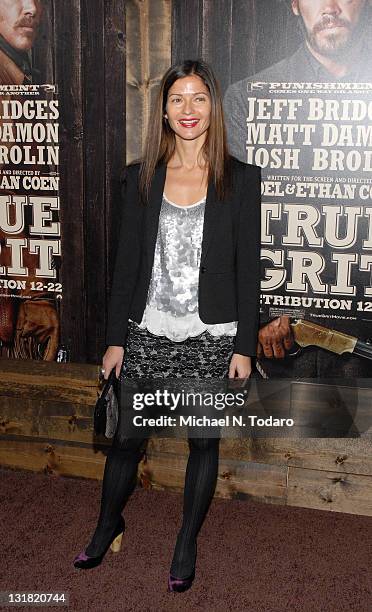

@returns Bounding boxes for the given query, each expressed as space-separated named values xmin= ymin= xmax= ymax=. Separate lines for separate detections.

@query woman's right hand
xmin=102 ymin=345 xmax=125 ymax=380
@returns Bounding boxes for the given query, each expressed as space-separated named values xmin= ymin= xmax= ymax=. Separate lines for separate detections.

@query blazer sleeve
xmin=234 ymin=164 xmax=261 ymax=357
xmin=105 ymin=165 xmax=142 ymax=347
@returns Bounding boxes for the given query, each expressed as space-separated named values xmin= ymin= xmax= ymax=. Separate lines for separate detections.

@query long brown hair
xmin=139 ymin=59 xmax=231 ymax=203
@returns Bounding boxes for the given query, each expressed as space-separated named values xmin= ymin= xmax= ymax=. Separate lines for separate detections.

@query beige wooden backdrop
xmin=126 ymin=0 xmax=171 ymax=163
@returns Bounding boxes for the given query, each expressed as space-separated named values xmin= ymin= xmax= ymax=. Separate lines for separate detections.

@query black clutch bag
xmin=94 ymin=369 xmax=119 ymax=438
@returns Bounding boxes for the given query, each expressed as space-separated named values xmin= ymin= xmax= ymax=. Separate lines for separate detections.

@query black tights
xmin=85 ymin=427 xmax=219 ymax=578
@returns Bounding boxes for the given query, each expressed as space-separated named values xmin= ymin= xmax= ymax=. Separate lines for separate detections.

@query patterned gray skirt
xmin=119 ymin=320 xmax=235 ymax=379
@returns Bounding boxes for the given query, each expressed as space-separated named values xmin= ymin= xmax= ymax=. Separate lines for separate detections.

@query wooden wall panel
xmin=139 ymin=451 xmax=288 ymax=503
xmin=287 ymin=467 xmax=372 ymax=516
xmin=81 ymin=0 xmax=106 ymax=363
xmin=27 ymin=1 xmax=127 ymax=364
xmin=0 ymin=355 xmax=371 ymax=516
xmin=32 ymin=0 xmax=55 ymax=84
xmin=0 ymin=355 xmax=370 ymax=516
xmin=171 ymin=0 xmax=299 ymax=92
xmin=148 ymin=438 xmax=372 ymax=477
xmin=53 ymin=0 xmax=86 ymax=362
xmin=201 ymin=0 xmax=233 ymax=94
xmin=0 ymin=438 xmax=107 ymax=480
xmin=2 ymin=435 xmax=372 ymax=516
xmin=104 ymin=1 xmax=127 ymax=329
xmin=171 ymin=0 xmax=203 ymax=64
xmin=0 ymin=398 xmax=94 ymax=442
xmin=126 ymin=0 xmax=171 ymax=163
xmin=230 ymin=0 xmax=257 ymax=84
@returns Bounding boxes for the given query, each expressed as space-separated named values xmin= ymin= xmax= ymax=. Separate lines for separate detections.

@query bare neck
xmin=169 ymin=134 xmax=207 ymax=170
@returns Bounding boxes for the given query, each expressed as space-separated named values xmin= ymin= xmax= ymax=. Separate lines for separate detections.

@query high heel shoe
xmin=73 ymin=516 xmax=125 ymax=570
xmin=168 ymin=569 xmax=195 ymax=593
xmin=168 ymin=539 xmax=197 ymax=592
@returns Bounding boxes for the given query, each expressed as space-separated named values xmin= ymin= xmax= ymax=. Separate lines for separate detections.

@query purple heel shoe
xmin=168 ymin=538 xmax=197 ymax=592
xmin=168 ymin=569 xmax=195 ymax=593
xmin=73 ymin=516 xmax=125 ymax=570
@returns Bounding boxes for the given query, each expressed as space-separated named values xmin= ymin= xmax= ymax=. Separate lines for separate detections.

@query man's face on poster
xmin=0 ymin=0 xmax=43 ymax=52
xmin=291 ymin=0 xmax=369 ymax=57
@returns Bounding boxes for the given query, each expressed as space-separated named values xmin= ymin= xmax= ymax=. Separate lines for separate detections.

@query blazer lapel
xmin=200 ymin=179 xmax=220 ymax=264
xmin=145 ymin=163 xmax=166 ymax=271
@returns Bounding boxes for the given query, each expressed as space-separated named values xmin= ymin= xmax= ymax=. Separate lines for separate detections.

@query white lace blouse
xmin=135 ymin=193 xmax=237 ymax=341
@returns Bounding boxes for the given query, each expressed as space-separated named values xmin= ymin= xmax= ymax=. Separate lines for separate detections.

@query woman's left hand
xmin=228 ymin=354 xmax=252 ymax=379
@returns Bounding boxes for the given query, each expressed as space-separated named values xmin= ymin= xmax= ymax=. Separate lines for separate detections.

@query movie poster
xmin=0 ymin=0 xmax=61 ymax=361
xmin=224 ymin=1 xmax=372 ymax=379
xmin=245 ymin=82 xmax=372 ymax=334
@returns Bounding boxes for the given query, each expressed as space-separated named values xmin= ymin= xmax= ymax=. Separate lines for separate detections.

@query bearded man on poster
xmin=0 ymin=0 xmax=43 ymax=84
xmin=0 ymin=0 xmax=60 ymax=361
xmin=224 ymin=0 xmax=372 ymax=384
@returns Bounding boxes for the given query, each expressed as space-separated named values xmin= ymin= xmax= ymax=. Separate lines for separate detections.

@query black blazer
xmin=106 ymin=157 xmax=261 ymax=356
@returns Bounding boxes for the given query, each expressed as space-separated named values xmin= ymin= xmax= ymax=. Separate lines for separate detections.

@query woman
xmin=73 ymin=59 xmax=261 ymax=592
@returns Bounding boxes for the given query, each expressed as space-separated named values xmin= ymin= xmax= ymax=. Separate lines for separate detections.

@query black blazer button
xmin=201 ymin=266 xmax=206 ymax=273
